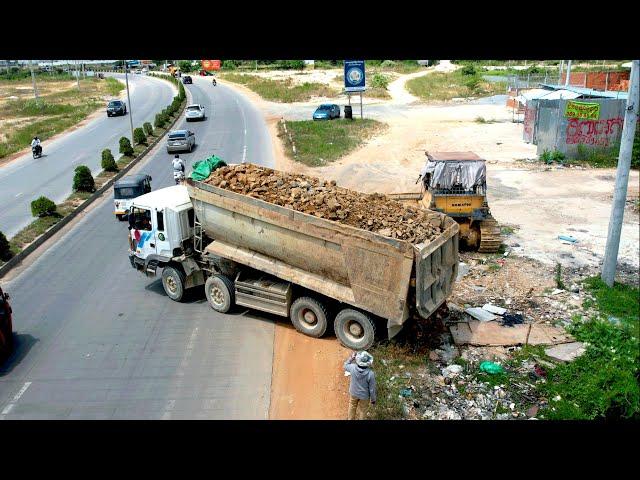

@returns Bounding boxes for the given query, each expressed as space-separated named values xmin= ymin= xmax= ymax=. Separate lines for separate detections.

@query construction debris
xmin=450 ymin=320 xmax=573 ymax=347
xmin=544 ymin=342 xmax=586 ymax=363
xmin=205 ymin=164 xmax=444 ymax=244
xmin=465 ymin=307 xmax=497 ymax=322
xmin=482 ymin=303 xmax=507 ymax=315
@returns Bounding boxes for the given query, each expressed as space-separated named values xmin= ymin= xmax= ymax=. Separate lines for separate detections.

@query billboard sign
xmin=564 ymin=100 xmax=600 ymax=120
xmin=344 ymin=60 xmax=366 ymax=92
xmin=201 ymin=60 xmax=221 ymax=71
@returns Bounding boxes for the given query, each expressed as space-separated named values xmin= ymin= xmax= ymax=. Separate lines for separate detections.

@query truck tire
xmin=334 ymin=308 xmax=376 ymax=350
xmin=290 ymin=296 xmax=329 ymax=338
xmin=162 ymin=266 xmax=186 ymax=302
xmin=205 ymin=275 xmax=235 ymax=313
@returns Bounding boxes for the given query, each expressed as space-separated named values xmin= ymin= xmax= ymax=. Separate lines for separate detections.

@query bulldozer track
xmin=478 ymin=216 xmax=502 ymax=253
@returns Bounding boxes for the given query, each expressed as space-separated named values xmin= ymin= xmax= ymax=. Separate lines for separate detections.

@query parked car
xmin=185 ymin=104 xmax=206 ymax=122
xmin=107 ymin=100 xmax=127 ymax=117
xmin=0 ymin=285 xmax=13 ymax=362
xmin=166 ymin=129 xmax=196 ymax=153
xmin=114 ymin=173 xmax=152 ymax=220
xmin=313 ymin=104 xmax=340 ymax=120
xmin=182 ymin=75 xmax=193 ymax=84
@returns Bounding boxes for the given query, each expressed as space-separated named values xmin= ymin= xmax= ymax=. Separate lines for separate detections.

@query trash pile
xmin=204 ymin=164 xmax=444 ymax=244
xmin=392 ymin=343 xmax=548 ymax=420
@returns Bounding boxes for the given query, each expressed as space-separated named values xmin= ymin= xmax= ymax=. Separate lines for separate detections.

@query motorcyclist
xmin=172 ymin=154 xmax=185 ymax=184
xmin=212 ymin=77 xmax=217 ymax=86
xmin=31 ymin=136 xmax=42 ymax=156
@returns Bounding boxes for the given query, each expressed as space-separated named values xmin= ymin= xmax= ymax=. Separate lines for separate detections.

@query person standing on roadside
xmin=344 ymin=351 xmax=376 ymax=420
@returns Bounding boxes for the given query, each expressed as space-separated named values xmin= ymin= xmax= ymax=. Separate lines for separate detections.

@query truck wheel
xmin=162 ymin=266 xmax=186 ymax=302
xmin=334 ymin=309 xmax=376 ymax=350
xmin=116 ymin=214 xmax=124 ymax=221
xmin=205 ymin=275 xmax=235 ymax=313
xmin=290 ymin=296 xmax=329 ymax=338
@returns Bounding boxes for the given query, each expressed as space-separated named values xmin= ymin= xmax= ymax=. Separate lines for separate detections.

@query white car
xmin=185 ymin=104 xmax=206 ymax=122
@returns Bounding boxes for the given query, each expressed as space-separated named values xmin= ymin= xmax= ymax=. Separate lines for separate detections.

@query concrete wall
xmin=532 ymin=98 xmax=626 ymax=156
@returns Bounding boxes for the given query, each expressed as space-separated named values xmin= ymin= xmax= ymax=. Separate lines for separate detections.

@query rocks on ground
xmin=205 ymin=164 xmax=444 ymax=244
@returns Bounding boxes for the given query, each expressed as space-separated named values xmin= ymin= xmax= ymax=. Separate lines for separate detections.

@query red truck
xmin=0 ymin=286 xmax=12 ymax=362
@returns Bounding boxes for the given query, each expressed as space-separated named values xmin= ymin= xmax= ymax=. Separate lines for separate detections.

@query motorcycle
xmin=32 ymin=144 xmax=42 ymax=159
xmin=173 ymin=171 xmax=185 ymax=185
xmin=211 ymin=78 xmax=217 ymax=86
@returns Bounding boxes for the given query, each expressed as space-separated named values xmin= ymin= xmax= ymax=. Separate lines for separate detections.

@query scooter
xmin=173 ymin=171 xmax=185 ymax=185
xmin=32 ymin=145 xmax=42 ymax=159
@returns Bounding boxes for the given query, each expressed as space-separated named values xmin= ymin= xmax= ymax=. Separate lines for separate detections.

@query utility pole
xmin=29 ymin=60 xmax=39 ymax=104
xmin=75 ymin=60 xmax=80 ymax=91
xmin=601 ymin=60 xmax=639 ymax=287
xmin=124 ymin=60 xmax=135 ymax=143
xmin=564 ymin=60 xmax=572 ymax=87
xmin=559 ymin=60 xmax=564 ymax=83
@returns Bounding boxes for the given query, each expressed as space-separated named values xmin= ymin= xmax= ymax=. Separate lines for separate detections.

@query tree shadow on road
xmin=0 ymin=333 xmax=39 ymax=377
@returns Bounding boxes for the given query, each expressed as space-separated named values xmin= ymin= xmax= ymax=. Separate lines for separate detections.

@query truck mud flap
xmin=414 ymin=224 xmax=459 ymax=320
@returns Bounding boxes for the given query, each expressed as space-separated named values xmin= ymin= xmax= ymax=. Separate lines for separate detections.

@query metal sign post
xmin=344 ymin=60 xmax=366 ymax=119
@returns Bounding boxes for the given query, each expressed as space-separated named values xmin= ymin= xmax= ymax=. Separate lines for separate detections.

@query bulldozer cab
xmin=419 ymin=152 xmax=487 ymax=217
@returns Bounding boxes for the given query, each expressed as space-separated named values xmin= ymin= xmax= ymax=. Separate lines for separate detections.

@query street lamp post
xmin=29 ymin=60 xmax=39 ymax=104
xmin=124 ymin=60 xmax=135 ymax=143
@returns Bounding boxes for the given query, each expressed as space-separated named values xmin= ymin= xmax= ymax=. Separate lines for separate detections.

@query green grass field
xmin=406 ymin=70 xmax=507 ymax=102
xmin=219 ymin=73 xmax=338 ymax=102
xmin=278 ymin=118 xmax=387 ymax=166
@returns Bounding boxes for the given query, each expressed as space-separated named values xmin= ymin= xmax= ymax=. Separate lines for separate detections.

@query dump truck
xmin=388 ymin=151 xmax=502 ymax=253
xmin=126 ymin=166 xmax=459 ymax=350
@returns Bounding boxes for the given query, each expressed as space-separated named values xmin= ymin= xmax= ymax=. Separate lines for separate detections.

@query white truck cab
xmin=127 ymin=186 xmax=201 ymax=296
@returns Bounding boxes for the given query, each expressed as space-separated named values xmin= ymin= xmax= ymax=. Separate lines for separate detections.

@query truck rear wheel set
xmin=198 ymin=273 xmax=376 ymax=350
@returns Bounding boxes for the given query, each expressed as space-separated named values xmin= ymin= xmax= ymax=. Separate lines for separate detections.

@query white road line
xmin=15 ymin=192 xmax=23 ymax=198
xmin=0 ymin=381 xmax=32 ymax=419
xmin=235 ymin=98 xmax=248 ymax=163
xmin=161 ymin=327 xmax=198 ymax=420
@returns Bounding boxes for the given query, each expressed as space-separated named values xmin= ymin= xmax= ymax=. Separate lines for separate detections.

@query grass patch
xmin=554 ymin=263 xmax=566 ymax=290
xmin=219 ymin=73 xmax=338 ymax=102
xmin=406 ymin=69 xmax=506 ymax=102
xmin=0 ymin=76 xmax=125 ymax=159
xmin=368 ymin=342 xmax=428 ymax=419
xmin=278 ymin=118 xmax=387 ymax=167
xmin=501 ymin=225 xmax=516 ymax=235
xmin=538 ymin=276 xmax=639 ymax=420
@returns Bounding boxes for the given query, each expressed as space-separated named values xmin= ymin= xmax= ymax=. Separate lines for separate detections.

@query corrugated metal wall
xmin=533 ymin=98 xmax=627 ymax=156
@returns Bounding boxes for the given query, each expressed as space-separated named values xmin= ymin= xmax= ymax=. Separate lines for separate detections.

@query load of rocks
xmin=204 ymin=164 xmax=443 ymax=245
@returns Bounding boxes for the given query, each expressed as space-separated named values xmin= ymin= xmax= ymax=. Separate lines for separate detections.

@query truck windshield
xmin=129 ymin=207 xmax=152 ymax=231
xmin=114 ymin=186 xmax=142 ymax=199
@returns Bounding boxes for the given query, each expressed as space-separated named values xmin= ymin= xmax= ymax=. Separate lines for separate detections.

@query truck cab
xmin=127 ymin=186 xmax=203 ymax=296
xmin=114 ymin=174 xmax=152 ymax=220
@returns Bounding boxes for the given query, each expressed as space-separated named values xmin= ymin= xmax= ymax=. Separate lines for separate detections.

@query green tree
xmin=119 ymin=137 xmax=134 ymax=156
xmin=178 ymin=60 xmax=193 ymax=73
xmin=133 ymin=127 xmax=147 ymax=145
xmin=0 ymin=230 xmax=12 ymax=261
xmin=30 ymin=196 xmax=57 ymax=217
xmin=101 ymin=148 xmax=118 ymax=172
xmin=73 ymin=165 xmax=95 ymax=193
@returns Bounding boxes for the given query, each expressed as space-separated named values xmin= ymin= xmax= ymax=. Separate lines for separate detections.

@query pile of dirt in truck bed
xmin=204 ymin=164 xmax=444 ymax=244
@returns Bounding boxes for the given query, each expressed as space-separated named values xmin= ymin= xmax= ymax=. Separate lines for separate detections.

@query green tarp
xmin=190 ymin=155 xmax=227 ymax=181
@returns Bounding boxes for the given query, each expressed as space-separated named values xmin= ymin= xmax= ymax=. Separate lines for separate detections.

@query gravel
xmin=205 ymin=164 xmax=444 ymax=244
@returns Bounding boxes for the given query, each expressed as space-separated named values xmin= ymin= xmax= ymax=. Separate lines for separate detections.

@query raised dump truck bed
xmin=187 ymin=178 xmax=459 ymax=344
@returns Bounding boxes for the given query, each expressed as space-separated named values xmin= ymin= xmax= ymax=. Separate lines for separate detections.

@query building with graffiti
xmin=519 ymin=85 xmax=628 ymax=157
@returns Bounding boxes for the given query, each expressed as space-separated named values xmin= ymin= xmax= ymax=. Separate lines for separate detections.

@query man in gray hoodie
xmin=344 ymin=350 xmax=377 ymax=420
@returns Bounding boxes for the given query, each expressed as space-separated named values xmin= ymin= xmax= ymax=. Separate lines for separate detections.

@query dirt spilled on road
xmin=269 ymin=322 xmax=350 ymax=420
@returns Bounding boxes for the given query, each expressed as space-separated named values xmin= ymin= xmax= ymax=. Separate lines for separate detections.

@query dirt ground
xmin=270 ymin=323 xmax=351 ymax=420
xmin=234 ymin=65 xmax=640 ymax=420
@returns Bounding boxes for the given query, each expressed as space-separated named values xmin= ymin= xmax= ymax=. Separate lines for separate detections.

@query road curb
xmin=0 ymin=97 xmax=186 ymax=280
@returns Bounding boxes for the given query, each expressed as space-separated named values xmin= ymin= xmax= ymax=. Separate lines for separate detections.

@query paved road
xmin=0 ymin=76 xmax=276 ymax=419
xmin=0 ymin=73 xmax=176 ymax=238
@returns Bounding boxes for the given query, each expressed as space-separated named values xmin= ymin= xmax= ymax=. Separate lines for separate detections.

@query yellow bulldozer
xmin=389 ymin=151 xmax=502 ymax=253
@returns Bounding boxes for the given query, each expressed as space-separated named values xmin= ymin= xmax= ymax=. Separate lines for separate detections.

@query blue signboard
xmin=344 ymin=60 xmax=366 ymax=92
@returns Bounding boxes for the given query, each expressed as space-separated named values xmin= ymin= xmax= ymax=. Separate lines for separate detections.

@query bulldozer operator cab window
xmin=129 ymin=207 xmax=152 ymax=231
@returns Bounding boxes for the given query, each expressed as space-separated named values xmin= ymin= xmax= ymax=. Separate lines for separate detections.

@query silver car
xmin=166 ymin=129 xmax=196 ymax=153
xmin=185 ymin=104 xmax=206 ymax=122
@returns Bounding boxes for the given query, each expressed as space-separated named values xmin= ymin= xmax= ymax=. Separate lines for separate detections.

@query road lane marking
xmin=0 ymin=381 xmax=32 ymax=419
xmin=235 ymin=98 xmax=248 ymax=163
xmin=15 ymin=193 xmax=23 ymax=198
xmin=161 ymin=327 xmax=198 ymax=420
